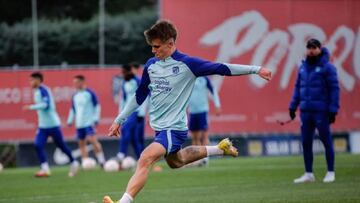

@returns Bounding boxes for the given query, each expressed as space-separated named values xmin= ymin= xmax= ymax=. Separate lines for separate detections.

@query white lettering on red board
xmin=200 ymin=10 xmax=360 ymax=92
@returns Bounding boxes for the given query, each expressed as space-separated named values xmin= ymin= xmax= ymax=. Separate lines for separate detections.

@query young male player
xmin=67 ymin=75 xmax=105 ymax=167
xmin=23 ymin=72 xmax=79 ymax=177
xmin=103 ymin=20 xmax=272 ymax=203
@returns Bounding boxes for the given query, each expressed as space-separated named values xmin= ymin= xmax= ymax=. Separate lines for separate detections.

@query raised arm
xmin=183 ymin=56 xmax=271 ymax=80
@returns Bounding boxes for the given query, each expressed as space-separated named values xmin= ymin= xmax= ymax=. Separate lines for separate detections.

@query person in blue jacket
xmin=289 ymin=39 xmax=340 ymax=183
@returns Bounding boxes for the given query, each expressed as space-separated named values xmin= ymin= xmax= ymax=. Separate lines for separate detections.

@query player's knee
xmin=137 ymin=155 xmax=154 ymax=169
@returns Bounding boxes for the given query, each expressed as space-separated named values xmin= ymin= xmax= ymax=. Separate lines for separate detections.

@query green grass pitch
xmin=0 ymin=154 xmax=359 ymax=203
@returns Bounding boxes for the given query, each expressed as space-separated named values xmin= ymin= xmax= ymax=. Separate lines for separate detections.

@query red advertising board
xmin=161 ymin=0 xmax=360 ymax=133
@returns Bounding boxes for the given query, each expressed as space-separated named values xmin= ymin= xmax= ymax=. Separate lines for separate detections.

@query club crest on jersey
xmin=172 ymin=66 xmax=179 ymax=74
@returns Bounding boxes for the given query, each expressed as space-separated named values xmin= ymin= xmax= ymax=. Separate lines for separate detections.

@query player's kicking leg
xmin=186 ymin=130 xmax=210 ymax=167
xmin=166 ymin=138 xmax=238 ymax=168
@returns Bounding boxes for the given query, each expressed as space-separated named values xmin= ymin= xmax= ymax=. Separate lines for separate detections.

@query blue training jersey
xmin=67 ymin=88 xmax=101 ymax=129
xmin=115 ymin=50 xmax=260 ymax=131
xmin=188 ymin=76 xmax=221 ymax=114
xmin=30 ymin=85 xmax=61 ymax=128
xmin=119 ymin=76 xmax=147 ymax=117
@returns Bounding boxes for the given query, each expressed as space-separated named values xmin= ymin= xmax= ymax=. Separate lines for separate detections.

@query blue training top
xmin=30 ymin=85 xmax=61 ymax=128
xmin=67 ymin=88 xmax=101 ymax=129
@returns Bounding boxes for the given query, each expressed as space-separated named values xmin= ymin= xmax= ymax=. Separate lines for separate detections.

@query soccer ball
xmin=81 ymin=157 xmax=97 ymax=170
xmin=104 ymin=159 xmax=120 ymax=172
xmin=121 ymin=156 xmax=136 ymax=170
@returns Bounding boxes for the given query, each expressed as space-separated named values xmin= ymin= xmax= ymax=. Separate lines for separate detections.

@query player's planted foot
xmin=68 ymin=161 xmax=79 ymax=177
xmin=294 ymin=173 xmax=315 ymax=183
xmin=218 ymin=138 xmax=238 ymax=157
xmin=323 ymin=171 xmax=335 ymax=183
xmin=34 ymin=170 xmax=50 ymax=178
xmin=103 ymin=195 xmax=116 ymax=203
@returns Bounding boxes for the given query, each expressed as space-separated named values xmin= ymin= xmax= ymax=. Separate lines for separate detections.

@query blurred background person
xmin=289 ymin=39 xmax=340 ymax=183
xmin=117 ymin=64 xmax=147 ymax=162
xmin=130 ymin=62 xmax=147 ymax=158
xmin=67 ymin=75 xmax=105 ymax=167
xmin=23 ymin=72 xmax=79 ymax=177
xmin=187 ymin=76 xmax=221 ymax=166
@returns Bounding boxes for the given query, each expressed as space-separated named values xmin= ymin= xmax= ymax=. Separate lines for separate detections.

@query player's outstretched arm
xmin=184 ymin=56 xmax=272 ymax=80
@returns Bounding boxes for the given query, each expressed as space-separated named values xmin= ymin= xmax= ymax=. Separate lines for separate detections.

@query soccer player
xmin=23 ymin=72 xmax=79 ymax=177
xmin=187 ymin=76 xmax=221 ymax=166
xmin=103 ymin=20 xmax=271 ymax=203
xmin=117 ymin=64 xmax=147 ymax=161
xmin=67 ymin=75 xmax=105 ymax=167
xmin=289 ymin=39 xmax=340 ymax=183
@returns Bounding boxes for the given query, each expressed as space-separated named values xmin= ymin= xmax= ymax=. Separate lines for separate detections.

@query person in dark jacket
xmin=289 ymin=38 xmax=340 ymax=183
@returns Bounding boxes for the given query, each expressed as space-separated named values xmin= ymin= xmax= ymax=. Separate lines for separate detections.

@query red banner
xmin=161 ymin=0 xmax=360 ymax=133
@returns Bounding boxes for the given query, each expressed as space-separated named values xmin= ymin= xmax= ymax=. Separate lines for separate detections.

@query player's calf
xmin=167 ymin=138 xmax=238 ymax=169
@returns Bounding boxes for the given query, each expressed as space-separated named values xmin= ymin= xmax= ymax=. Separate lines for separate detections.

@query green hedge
xmin=0 ymin=8 xmax=157 ymax=67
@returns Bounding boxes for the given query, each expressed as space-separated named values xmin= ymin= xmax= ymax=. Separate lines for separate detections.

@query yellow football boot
xmin=103 ymin=196 xmax=117 ymax=203
xmin=217 ymin=138 xmax=238 ymax=157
